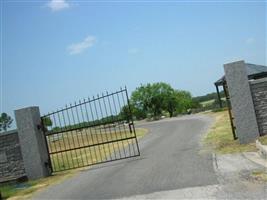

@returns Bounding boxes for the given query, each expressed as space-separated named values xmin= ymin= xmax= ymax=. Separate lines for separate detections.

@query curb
xmin=256 ymin=140 xmax=267 ymax=160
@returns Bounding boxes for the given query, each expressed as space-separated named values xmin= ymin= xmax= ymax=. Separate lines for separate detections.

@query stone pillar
xmin=15 ymin=106 xmax=51 ymax=180
xmin=224 ymin=60 xmax=260 ymax=144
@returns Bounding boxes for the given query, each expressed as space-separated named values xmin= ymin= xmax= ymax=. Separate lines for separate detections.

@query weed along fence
xmin=0 ymin=87 xmax=140 ymax=182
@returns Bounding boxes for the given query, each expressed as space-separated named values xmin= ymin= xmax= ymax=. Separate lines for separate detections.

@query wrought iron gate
xmin=41 ymin=88 xmax=140 ymax=172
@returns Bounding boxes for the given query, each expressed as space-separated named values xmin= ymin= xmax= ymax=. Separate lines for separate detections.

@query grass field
xmin=204 ymin=110 xmax=257 ymax=154
xmin=48 ymin=125 xmax=143 ymax=172
xmin=200 ymin=99 xmax=215 ymax=106
xmin=0 ymin=128 xmax=148 ymax=200
xmin=200 ymin=97 xmax=227 ymax=107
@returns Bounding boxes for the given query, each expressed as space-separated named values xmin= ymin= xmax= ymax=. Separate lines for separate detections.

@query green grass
xmin=204 ymin=111 xmax=257 ymax=154
xmin=0 ymin=182 xmax=43 ymax=199
xmin=0 ymin=184 xmax=18 ymax=199
xmin=1 ymin=128 xmax=148 ymax=199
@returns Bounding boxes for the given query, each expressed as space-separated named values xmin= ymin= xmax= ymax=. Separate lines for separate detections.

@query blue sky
xmin=0 ymin=0 xmax=266 ymax=123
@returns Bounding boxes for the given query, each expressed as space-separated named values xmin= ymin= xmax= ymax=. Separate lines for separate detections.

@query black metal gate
xmin=41 ymin=88 xmax=140 ymax=172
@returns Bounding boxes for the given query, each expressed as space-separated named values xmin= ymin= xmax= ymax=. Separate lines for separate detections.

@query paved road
xmin=34 ymin=114 xmax=217 ymax=199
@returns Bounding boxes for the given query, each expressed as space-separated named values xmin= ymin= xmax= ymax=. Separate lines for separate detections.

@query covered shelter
xmin=214 ymin=63 xmax=267 ymax=140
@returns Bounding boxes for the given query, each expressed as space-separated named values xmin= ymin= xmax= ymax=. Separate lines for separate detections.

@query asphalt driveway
xmin=34 ymin=114 xmax=217 ymax=199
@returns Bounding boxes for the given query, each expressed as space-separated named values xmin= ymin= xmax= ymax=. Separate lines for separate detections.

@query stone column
xmin=15 ymin=106 xmax=51 ymax=180
xmin=224 ymin=60 xmax=259 ymax=144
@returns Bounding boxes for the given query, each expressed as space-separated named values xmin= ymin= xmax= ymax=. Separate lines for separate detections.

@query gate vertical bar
xmin=41 ymin=118 xmax=53 ymax=173
xmin=223 ymin=83 xmax=237 ymax=140
xmin=125 ymin=86 xmax=140 ymax=156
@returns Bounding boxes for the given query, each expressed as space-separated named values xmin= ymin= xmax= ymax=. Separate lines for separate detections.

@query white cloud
xmin=245 ymin=37 xmax=255 ymax=45
xmin=128 ymin=48 xmax=139 ymax=54
xmin=67 ymin=36 xmax=96 ymax=55
xmin=47 ymin=0 xmax=70 ymax=12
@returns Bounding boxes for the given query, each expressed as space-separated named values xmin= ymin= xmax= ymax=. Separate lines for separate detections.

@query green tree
xmin=120 ymin=105 xmax=132 ymax=120
xmin=130 ymin=82 xmax=194 ymax=119
xmin=131 ymin=84 xmax=151 ymax=115
xmin=0 ymin=113 xmax=13 ymax=132
xmin=132 ymin=106 xmax=147 ymax=120
xmin=163 ymin=90 xmax=193 ymax=117
xmin=150 ymin=82 xmax=174 ymax=117
xmin=164 ymin=95 xmax=178 ymax=117
xmin=175 ymin=90 xmax=193 ymax=114
xmin=131 ymin=82 xmax=174 ymax=119
xmin=42 ymin=117 xmax=53 ymax=127
xmin=120 ymin=104 xmax=146 ymax=120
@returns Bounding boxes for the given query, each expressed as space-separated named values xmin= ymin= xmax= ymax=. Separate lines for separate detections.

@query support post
xmin=223 ymin=83 xmax=237 ymax=140
xmin=15 ymin=106 xmax=51 ymax=180
xmin=224 ymin=61 xmax=259 ymax=144
xmin=215 ymin=84 xmax=222 ymax=108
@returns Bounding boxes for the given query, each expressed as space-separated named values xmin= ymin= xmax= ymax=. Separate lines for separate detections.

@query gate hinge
xmin=44 ymin=161 xmax=53 ymax=174
xmin=37 ymin=123 xmax=47 ymax=133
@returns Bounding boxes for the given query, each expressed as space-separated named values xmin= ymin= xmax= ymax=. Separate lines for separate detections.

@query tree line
xmin=42 ymin=115 xmax=123 ymax=133
xmin=193 ymin=91 xmax=225 ymax=103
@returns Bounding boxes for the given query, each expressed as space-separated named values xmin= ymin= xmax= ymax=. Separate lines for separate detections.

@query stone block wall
xmin=250 ymin=78 xmax=267 ymax=136
xmin=0 ymin=130 xmax=26 ymax=182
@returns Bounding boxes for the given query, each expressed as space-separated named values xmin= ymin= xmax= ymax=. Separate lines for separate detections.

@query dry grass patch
xmin=204 ymin=111 xmax=257 ymax=154
xmin=1 ymin=128 xmax=148 ymax=200
xmin=258 ymin=135 xmax=267 ymax=145
xmin=48 ymin=128 xmax=147 ymax=171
